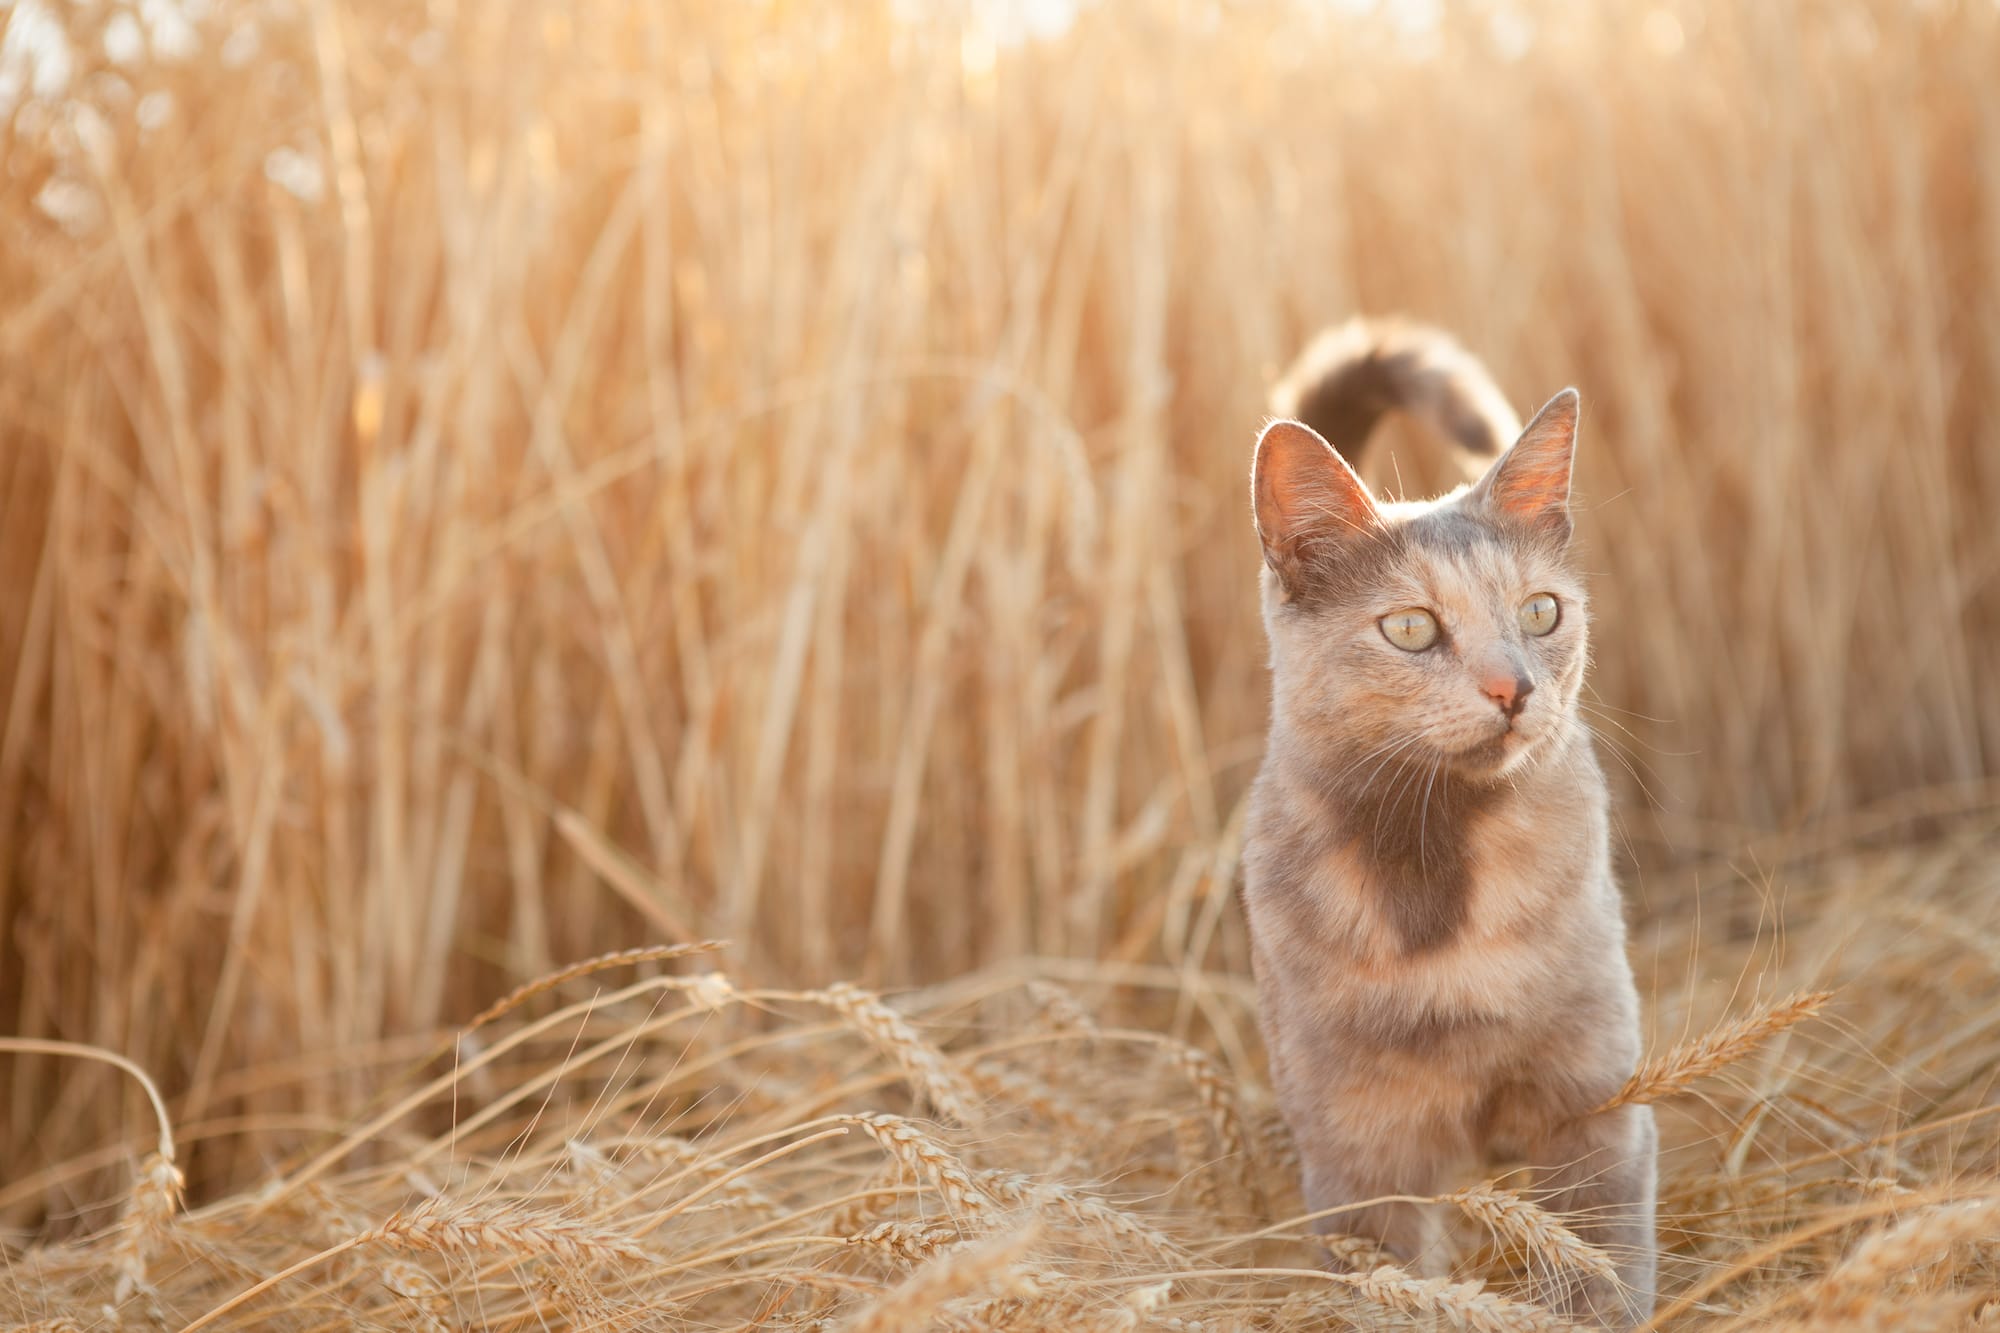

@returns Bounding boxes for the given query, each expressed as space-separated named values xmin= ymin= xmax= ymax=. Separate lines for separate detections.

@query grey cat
xmin=1242 ymin=320 xmax=1656 ymax=1327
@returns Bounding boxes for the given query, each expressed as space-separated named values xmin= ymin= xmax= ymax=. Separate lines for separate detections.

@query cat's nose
xmin=1482 ymin=672 xmax=1534 ymax=718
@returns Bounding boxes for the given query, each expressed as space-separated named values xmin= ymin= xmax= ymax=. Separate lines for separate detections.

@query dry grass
xmin=4 ymin=828 xmax=1999 ymax=1329
xmin=2 ymin=0 xmax=1999 ymax=1326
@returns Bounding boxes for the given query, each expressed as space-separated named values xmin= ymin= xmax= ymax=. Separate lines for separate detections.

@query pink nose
xmin=1481 ymin=672 xmax=1533 ymax=718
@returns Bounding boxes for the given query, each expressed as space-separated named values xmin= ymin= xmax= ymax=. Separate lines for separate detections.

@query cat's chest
xmin=1243 ymin=758 xmax=1612 ymax=1034
xmin=1336 ymin=806 xmax=1578 ymax=953
xmin=1299 ymin=813 xmax=1604 ymax=1023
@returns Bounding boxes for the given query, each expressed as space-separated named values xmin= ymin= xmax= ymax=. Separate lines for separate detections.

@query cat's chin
xmin=1449 ymin=729 xmax=1543 ymax=782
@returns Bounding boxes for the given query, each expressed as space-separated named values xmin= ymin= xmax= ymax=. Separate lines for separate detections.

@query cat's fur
xmin=1242 ymin=320 xmax=1656 ymax=1327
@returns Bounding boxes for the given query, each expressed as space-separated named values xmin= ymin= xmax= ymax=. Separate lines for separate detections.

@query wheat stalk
xmin=613 ymin=1135 xmax=779 ymax=1211
xmin=842 ymin=1113 xmax=998 ymax=1217
xmin=1814 ymin=1195 xmax=2000 ymax=1313
xmin=967 ymin=1057 xmax=1113 ymax=1134
xmin=975 ymin=1168 xmax=1190 ymax=1262
xmin=1597 ymin=990 xmax=1835 ymax=1112
xmin=364 ymin=1199 xmax=650 ymax=1265
xmin=1173 ymin=1114 xmax=1223 ymax=1215
xmin=1446 ymin=1181 xmax=1619 ymax=1285
xmin=460 ymin=941 xmax=724 ymax=1033
xmin=1025 ymin=981 xmax=1100 ymax=1036
xmin=847 ymin=1220 xmax=962 ymax=1264
xmin=1343 ymin=1263 xmax=1583 ymax=1332
xmin=1167 ymin=1044 xmax=1250 ymax=1168
xmin=827 ymin=1175 xmax=909 ymax=1237
xmin=837 ymin=1224 xmax=1041 ymax=1333
xmin=1166 ymin=1041 xmax=1266 ymax=1217
xmin=108 ymin=1151 xmax=184 ymax=1303
xmin=0 ymin=1037 xmax=181 ymax=1297
xmin=378 ymin=1259 xmax=450 ymax=1332
xmin=813 ymin=983 xmax=981 ymax=1125
xmin=1319 ymin=1232 xmax=1396 ymax=1273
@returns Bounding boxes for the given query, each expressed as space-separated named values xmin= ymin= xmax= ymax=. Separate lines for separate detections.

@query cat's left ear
xmin=1472 ymin=388 xmax=1578 ymax=541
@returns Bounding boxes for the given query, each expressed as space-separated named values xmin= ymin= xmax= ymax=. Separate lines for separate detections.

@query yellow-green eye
xmin=1519 ymin=593 xmax=1560 ymax=637
xmin=1380 ymin=608 xmax=1440 ymax=652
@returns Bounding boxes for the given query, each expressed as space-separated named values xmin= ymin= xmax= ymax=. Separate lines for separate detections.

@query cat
xmin=1241 ymin=319 xmax=1657 ymax=1327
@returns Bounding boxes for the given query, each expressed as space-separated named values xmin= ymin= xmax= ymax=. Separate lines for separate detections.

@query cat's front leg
xmin=1526 ymin=1102 xmax=1658 ymax=1328
xmin=1295 ymin=1121 xmax=1453 ymax=1276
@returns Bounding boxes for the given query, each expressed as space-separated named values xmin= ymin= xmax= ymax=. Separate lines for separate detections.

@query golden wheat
xmin=1814 ymin=1195 xmax=2000 ymax=1314
xmin=974 ymin=1167 xmax=1191 ymax=1263
xmin=368 ymin=1198 xmax=652 ymax=1266
xmin=5 ymin=0 xmax=2000 ymax=1329
xmin=848 ymin=1219 xmax=963 ymax=1266
xmin=813 ymin=982 xmax=984 ymax=1126
xmin=460 ymin=940 xmax=724 ymax=1034
xmin=1343 ymin=1263 xmax=1577 ymax=1332
xmin=105 ymin=1151 xmax=182 ymax=1304
xmin=1598 ymin=989 xmax=1835 ymax=1113
xmin=2 ymin=831 xmax=1998 ymax=1330
xmin=843 ymin=1113 xmax=1000 ymax=1218
xmin=1446 ymin=1181 xmax=1619 ymax=1287
xmin=838 ymin=1225 xmax=1042 ymax=1333
xmin=5 ymin=0 xmax=1999 ymax=1213
xmin=1319 ymin=1231 xmax=1397 ymax=1274
xmin=377 ymin=1259 xmax=451 ymax=1333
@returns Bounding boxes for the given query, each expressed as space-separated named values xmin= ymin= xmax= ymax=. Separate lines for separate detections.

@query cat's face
xmin=1252 ymin=392 xmax=1587 ymax=788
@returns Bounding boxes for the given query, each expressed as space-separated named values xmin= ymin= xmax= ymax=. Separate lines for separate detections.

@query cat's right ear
xmin=1471 ymin=389 xmax=1577 ymax=542
xmin=1252 ymin=419 xmax=1381 ymax=598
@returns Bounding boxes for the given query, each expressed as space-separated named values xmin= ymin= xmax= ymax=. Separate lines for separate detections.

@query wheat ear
xmin=837 ymin=1224 xmax=1041 ymax=1333
xmin=110 ymin=1151 xmax=185 ymax=1302
xmin=813 ymin=983 xmax=982 ymax=1124
xmin=1343 ymin=1263 xmax=1583 ymax=1332
xmin=1319 ymin=1232 xmax=1396 ymax=1272
xmin=1167 ymin=1041 xmax=1268 ymax=1217
xmin=848 ymin=1220 xmax=962 ymax=1264
xmin=1596 ymin=989 xmax=1834 ymax=1112
xmin=976 ymin=1168 xmax=1190 ymax=1262
xmin=1173 ymin=1114 xmax=1223 ymax=1214
xmin=1815 ymin=1195 xmax=2000 ymax=1312
xmin=1025 ymin=980 xmax=1099 ymax=1036
xmin=0 ymin=1037 xmax=181 ymax=1305
xmin=967 ymin=1058 xmax=1112 ymax=1134
xmin=364 ymin=1198 xmax=650 ymax=1264
xmin=1446 ymin=1181 xmax=1619 ymax=1285
xmin=378 ymin=1259 xmax=450 ymax=1332
xmin=1168 ymin=1044 xmax=1250 ymax=1168
xmin=840 ymin=1113 xmax=1183 ymax=1261
xmin=460 ymin=940 xmax=723 ymax=1033
xmin=842 ymin=1113 xmax=997 ymax=1216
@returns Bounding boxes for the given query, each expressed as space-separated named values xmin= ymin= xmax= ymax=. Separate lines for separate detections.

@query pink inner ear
xmin=1488 ymin=449 xmax=1571 ymax=517
xmin=1481 ymin=389 xmax=1577 ymax=530
xmin=1254 ymin=420 xmax=1378 ymax=552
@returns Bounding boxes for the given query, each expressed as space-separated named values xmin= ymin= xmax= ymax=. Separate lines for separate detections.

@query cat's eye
xmin=1519 ymin=593 xmax=1561 ymax=637
xmin=1380 ymin=608 xmax=1440 ymax=652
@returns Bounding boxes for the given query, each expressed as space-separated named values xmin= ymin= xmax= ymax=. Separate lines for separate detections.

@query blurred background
xmin=2 ymin=0 xmax=1996 ymax=1224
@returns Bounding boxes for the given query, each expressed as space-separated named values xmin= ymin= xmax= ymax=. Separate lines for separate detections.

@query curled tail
xmin=1268 ymin=319 xmax=1522 ymax=480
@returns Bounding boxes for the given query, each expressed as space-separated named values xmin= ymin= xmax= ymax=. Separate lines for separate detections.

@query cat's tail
xmin=1268 ymin=319 xmax=1522 ymax=478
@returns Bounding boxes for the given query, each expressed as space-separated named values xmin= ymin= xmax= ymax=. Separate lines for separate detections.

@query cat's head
xmin=1250 ymin=391 xmax=1587 ymax=787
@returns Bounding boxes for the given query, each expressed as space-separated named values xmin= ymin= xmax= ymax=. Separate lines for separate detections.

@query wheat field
xmin=3 ymin=0 xmax=1999 ymax=1327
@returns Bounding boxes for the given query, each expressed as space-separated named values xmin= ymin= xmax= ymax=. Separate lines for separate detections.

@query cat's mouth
xmin=1450 ymin=723 xmax=1539 ymax=777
